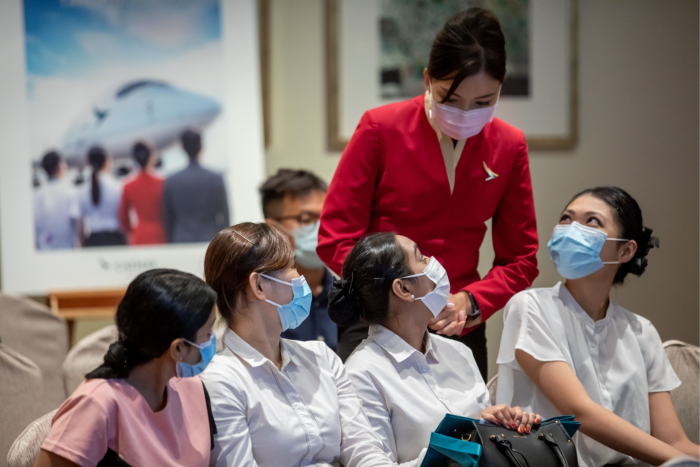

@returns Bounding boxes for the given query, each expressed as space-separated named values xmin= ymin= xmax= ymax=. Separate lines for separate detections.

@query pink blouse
xmin=42 ymin=377 xmax=211 ymax=467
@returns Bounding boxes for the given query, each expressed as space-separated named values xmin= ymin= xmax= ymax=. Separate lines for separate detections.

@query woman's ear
xmin=392 ymin=278 xmax=415 ymax=303
xmin=168 ymin=338 xmax=186 ymax=363
xmin=618 ymin=240 xmax=638 ymax=264
xmin=248 ymin=272 xmax=268 ymax=301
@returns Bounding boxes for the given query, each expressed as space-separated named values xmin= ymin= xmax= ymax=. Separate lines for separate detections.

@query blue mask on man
xmin=547 ymin=222 xmax=628 ymax=280
xmin=261 ymin=274 xmax=313 ymax=331
xmin=177 ymin=335 xmax=216 ymax=378
xmin=293 ymin=222 xmax=326 ymax=269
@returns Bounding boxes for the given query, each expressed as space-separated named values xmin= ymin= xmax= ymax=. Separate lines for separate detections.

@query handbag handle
xmin=538 ymin=433 xmax=570 ymax=467
xmin=428 ymin=432 xmax=482 ymax=467
xmin=489 ymin=437 xmax=530 ymax=467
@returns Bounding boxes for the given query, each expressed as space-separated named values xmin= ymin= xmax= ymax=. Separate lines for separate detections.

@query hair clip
xmin=232 ymin=229 xmax=254 ymax=244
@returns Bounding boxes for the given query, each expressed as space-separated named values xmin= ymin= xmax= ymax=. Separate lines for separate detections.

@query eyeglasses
xmin=274 ymin=211 xmax=320 ymax=227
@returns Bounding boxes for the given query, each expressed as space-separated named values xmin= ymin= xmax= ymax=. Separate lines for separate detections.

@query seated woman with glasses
xmin=35 ymin=269 xmax=218 ymax=467
xmin=328 ymin=232 xmax=541 ymax=465
xmin=201 ymin=222 xmax=416 ymax=467
xmin=496 ymin=186 xmax=699 ymax=466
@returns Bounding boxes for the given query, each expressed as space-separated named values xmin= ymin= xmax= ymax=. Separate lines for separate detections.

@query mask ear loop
xmin=602 ymin=237 xmax=631 ymax=264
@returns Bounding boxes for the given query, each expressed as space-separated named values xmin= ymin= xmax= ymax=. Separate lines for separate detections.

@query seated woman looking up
xmin=201 ymin=222 xmax=409 ymax=467
xmin=35 ymin=269 xmax=218 ymax=467
xmin=329 ymin=232 xmax=541 ymax=465
xmin=496 ymin=186 xmax=699 ymax=466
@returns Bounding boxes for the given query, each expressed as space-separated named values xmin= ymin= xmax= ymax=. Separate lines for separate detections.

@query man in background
xmin=163 ymin=130 xmax=229 ymax=243
xmin=260 ymin=169 xmax=337 ymax=351
xmin=33 ymin=151 xmax=80 ymax=250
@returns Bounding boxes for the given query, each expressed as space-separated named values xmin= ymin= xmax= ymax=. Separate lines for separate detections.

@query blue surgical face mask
xmin=260 ymin=274 xmax=312 ymax=331
xmin=176 ymin=335 xmax=216 ymax=378
xmin=547 ymin=222 xmax=628 ymax=280
xmin=293 ymin=222 xmax=326 ymax=269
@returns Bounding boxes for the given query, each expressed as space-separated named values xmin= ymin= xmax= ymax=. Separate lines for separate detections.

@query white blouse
xmin=346 ymin=325 xmax=490 ymax=465
xmin=496 ymin=283 xmax=681 ymax=467
xmin=200 ymin=328 xmax=398 ymax=467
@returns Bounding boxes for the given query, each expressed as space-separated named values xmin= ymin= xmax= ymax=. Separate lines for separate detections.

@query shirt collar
xmin=424 ymin=90 xmax=444 ymax=140
xmin=556 ymin=282 xmax=615 ymax=328
xmin=223 ymin=328 xmax=297 ymax=369
xmin=368 ymin=324 xmax=437 ymax=363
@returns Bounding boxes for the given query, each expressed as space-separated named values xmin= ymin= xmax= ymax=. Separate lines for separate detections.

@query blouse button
xmin=422 ymin=367 xmax=429 ymax=373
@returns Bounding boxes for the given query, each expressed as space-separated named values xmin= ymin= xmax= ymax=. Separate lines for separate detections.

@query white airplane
xmin=60 ymin=80 xmax=221 ymax=166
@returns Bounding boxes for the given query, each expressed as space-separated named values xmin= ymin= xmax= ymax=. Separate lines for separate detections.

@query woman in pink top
xmin=35 ymin=269 xmax=218 ymax=467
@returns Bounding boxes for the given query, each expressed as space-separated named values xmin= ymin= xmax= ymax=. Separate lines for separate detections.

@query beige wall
xmin=266 ymin=0 xmax=700 ymax=378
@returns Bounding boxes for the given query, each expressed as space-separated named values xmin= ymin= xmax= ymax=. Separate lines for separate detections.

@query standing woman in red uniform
xmin=318 ymin=7 xmax=539 ymax=377
xmin=119 ymin=142 xmax=166 ymax=245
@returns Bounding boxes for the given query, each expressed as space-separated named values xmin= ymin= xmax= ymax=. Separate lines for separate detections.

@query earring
xmin=411 ymin=295 xmax=416 ymax=300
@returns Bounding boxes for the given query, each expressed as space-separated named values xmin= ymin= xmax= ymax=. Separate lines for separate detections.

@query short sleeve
xmin=41 ymin=393 xmax=111 ymax=467
xmin=639 ymin=320 xmax=681 ymax=393
xmin=497 ymin=291 xmax=567 ymax=370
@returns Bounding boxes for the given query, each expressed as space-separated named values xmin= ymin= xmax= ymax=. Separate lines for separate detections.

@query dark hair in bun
xmin=86 ymin=269 xmax=216 ymax=380
xmin=328 ymin=232 xmax=412 ymax=327
xmin=568 ymin=186 xmax=659 ymax=285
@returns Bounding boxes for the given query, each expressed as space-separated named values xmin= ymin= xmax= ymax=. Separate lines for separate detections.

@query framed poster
xmin=325 ymin=0 xmax=578 ymax=151
xmin=0 ymin=0 xmax=266 ymax=294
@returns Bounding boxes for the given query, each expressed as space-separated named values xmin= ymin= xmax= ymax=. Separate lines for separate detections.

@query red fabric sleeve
xmin=318 ymin=112 xmax=381 ymax=276
xmin=463 ymin=134 xmax=539 ymax=328
xmin=118 ymin=188 xmax=131 ymax=236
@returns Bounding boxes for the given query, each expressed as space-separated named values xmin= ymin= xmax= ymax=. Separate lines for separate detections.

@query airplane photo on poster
xmin=61 ymin=80 xmax=221 ymax=167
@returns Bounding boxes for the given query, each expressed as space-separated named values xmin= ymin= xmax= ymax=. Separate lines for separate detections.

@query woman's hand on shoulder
xmin=479 ymin=404 xmax=542 ymax=434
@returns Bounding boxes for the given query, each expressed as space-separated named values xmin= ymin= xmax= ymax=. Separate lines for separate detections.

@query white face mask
xmin=429 ymin=82 xmax=497 ymax=140
xmin=402 ymin=257 xmax=450 ymax=317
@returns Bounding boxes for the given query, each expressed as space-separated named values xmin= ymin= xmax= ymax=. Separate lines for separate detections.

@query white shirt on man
xmin=34 ymin=179 xmax=79 ymax=250
xmin=496 ymin=283 xmax=681 ymax=467
xmin=346 ymin=324 xmax=490 ymax=465
xmin=200 ymin=328 xmax=406 ymax=467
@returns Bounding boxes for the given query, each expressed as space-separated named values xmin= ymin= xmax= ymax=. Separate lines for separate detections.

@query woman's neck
xmin=126 ymin=357 xmax=172 ymax=412
xmin=564 ymin=275 xmax=613 ymax=322
xmin=384 ymin=305 xmax=430 ymax=353
xmin=230 ymin=305 xmax=283 ymax=369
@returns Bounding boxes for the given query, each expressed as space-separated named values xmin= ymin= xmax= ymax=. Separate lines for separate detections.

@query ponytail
xmin=87 ymin=146 xmax=107 ymax=206
xmin=85 ymin=340 xmax=153 ymax=380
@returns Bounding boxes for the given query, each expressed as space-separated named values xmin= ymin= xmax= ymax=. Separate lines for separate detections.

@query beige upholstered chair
xmin=62 ymin=325 xmax=118 ymax=396
xmin=0 ymin=344 xmax=45 ymax=467
xmin=486 ymin=374 xmax=498 ymax=404
xmin=0 ymin=293 xmax=68 ymax=413
xmin=6 ymin=410 xmax=57 ymax=467
xmin=659 ymin=456 xmax=700 ymax=467
xmin=664 ymin=340 xmax=700 ymax=444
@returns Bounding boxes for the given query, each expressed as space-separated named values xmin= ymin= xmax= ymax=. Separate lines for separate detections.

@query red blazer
xmin=119 ymin=172 xmax=166 ymax=245
xmin=318 ymin=95 xmax=539 ymax=328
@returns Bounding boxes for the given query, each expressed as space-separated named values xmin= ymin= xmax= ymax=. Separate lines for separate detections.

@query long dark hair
xmin=567 ymin=187 xmax=659 ymax=285
xmin=428 ymin=7 xmax=506 ymax=102
xmin=204 ymin=222 xmax=295 ymax=325
xmin=132 ymin=142 xmax=152 ymax=170
xmin=327 ymin=232 xmax=412 ymax=327
xmin=86 ymin=269 xmax=217 ymax=380
xmin=87 ymin=146 xmax=107 ymax=206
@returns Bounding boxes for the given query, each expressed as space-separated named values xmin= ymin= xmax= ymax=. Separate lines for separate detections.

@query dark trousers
xmin=84 ymin=231 xmax=127 ymax=247
xmin=337 ymin=322 xmax=489 ymax=381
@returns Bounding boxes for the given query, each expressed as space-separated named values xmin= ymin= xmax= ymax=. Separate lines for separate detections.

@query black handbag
xmin=420 ymin=414 xmax=581 ymax=467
